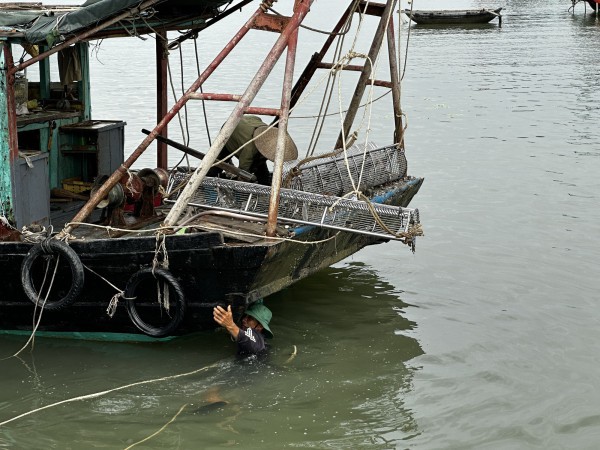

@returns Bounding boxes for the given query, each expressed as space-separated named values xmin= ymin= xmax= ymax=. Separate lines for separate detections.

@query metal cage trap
xmin=167 ymin=177 xmax=419 ymax=241
xmin=282 ymin=142 xmax=408 ymax=196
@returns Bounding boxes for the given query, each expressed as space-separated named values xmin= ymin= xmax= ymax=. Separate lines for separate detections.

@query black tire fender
xmin=125 ymin=268 xmax=186 ymax=338
xmin=20 ymin=239 xmax=85 ymax=311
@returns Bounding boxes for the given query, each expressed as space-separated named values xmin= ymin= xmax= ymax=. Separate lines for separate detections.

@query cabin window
xmin=13 ymin=46 xmax=84 ymax=113
xmin=16 ymin=128 xmax=41 ymax=154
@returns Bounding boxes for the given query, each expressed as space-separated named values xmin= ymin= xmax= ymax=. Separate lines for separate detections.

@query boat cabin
xmin=0 ymin=0 xmax=231 ymax=233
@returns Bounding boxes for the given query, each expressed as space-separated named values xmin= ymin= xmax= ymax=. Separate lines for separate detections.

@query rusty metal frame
xmin=287 ymin=0 xmax=403 ymax=148
xmin=62 ymin=0 xmax=405 ymax=238
xmin=156 ymin=30 xmax=169 ymax=169
xmin=63 ymin=0 xmax=315 ymax=236
xmin=335 ymin=0 xmax=398 ymax=149
xmin=163 ymin=0 xmax=313 ymax=231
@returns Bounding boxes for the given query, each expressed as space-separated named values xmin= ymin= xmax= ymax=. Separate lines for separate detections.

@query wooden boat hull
xmin=1 ymin=177 xmax=423 ymax=337
xmin=404 ymin=8 xmax=502 ymax=25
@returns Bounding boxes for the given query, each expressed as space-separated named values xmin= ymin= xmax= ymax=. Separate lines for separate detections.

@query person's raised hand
xmin=213 ymin=305 xmax=239 ymax=338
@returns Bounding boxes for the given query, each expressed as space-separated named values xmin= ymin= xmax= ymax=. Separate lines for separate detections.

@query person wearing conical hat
xmin=209 ymin=115 xmax=298 ymax=185
xmin=213 ymin=301 xmax=274 ymax=356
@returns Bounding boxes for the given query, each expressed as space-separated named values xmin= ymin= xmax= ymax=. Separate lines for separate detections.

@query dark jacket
xmin=216 ymin=115 xmax=271 ymax=185
xmin=236 ymin=326 xmax=267 ymax=356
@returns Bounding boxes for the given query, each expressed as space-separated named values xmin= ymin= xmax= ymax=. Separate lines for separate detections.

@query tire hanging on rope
xmin=20 ymin=239 xmax=85 ymax=311
xmin=125 ymin=268 xmax=186 ymax=338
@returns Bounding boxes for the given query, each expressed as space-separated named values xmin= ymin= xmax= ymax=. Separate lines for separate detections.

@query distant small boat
xmin=403 ymin=8 xmax=503 ymax=25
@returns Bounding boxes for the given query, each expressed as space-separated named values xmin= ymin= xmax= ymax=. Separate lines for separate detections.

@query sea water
xmin=1 ymin=0 xmax=600 ymax=448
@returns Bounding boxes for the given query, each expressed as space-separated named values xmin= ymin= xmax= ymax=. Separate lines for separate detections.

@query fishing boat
xmin=403 ymin=8 xmax=503 ymax=25
xmin=0 ymin=0 xmax=423 ymax=338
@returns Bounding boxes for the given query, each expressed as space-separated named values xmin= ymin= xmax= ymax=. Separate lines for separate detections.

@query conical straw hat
xmin=253 ymin=125 xmax=298 ymax=162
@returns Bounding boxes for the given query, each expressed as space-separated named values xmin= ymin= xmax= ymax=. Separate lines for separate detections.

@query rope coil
xmin=260 ymin=0 xmax=276 ymax=13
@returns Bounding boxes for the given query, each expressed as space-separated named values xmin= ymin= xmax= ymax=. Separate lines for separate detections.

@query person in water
xmin=213 ymin=302 xmax=274 ymax=356
xmin=209 ymin=115 xmax=298 ymax=185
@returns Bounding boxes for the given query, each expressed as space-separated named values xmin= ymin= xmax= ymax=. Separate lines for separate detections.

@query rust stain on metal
xmin=252 ymin=13 xmax=290 ymax=33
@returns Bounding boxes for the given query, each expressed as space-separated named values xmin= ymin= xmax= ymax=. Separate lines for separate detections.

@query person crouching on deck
xmin=209 ymin=115 xmax=298 ymax=185
xmin=213 ymin=302 xmax=274 ymax=356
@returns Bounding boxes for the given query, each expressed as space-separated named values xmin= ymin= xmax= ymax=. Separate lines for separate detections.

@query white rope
xmin=124 ymin=403 xmax=189 ymax=450
xmin=303 ymin=1 xmax=357 ymax=157
xmin=152 ymin=232 xmax=169 ymax=271
xmin=106 ymin=292 xmax=123 ymax=318
xmin=329 ymin=0 xmax=397 ymax=200
xmin=0 ymin=363 xmax=218 ymax=428
xmin=284 ymin=345 xmax=298 ymax=364
xmin=124 ymin=167 xmax=138 ymax=198
xmin=152 ymin=232 xmax=171 ymax=312
xmin=81 ymin=263 xmax=133 ymax=318
xmin=17 ymin=152 xmax=33 ymax=168
xmin=7 ymin=254 xmax=60 ymax=359
xmin=64 ymin=222 xmax=183 ymax=235
xmin=20 ymin=225 xmax=48 ymax=243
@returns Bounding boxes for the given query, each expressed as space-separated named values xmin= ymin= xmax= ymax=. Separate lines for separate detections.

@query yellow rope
xmin=356 ymin=191 xmax=422 ymax=240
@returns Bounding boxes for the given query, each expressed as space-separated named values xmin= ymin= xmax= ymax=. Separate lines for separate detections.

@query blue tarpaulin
xmin=0 ymin=0 xmax=234 ymax=45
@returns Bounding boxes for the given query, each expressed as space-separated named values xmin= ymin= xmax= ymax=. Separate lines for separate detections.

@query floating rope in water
xmin=0 ymin=363 xmax=218 ymax=427
xmin=284 ymin=345 xmax=298 ymax=364
xmin=124 ymin=403 xmax=188 ymax=450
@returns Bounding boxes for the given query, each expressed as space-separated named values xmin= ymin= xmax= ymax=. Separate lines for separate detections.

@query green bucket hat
xmin=245 ymin=303 xmax=273 ymax=339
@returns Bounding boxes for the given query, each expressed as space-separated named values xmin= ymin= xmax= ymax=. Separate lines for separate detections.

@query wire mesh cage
xmin=282 ymin=142 xmax=407 ymax=197
xmin=168 ymin=177 xmax=419 ymax=241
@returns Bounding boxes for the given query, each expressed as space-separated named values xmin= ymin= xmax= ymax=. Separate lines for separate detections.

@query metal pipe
xmin=335 ymin=0 xmax=397 ymax=150
xmin=163 ymin=0 xmax=314 ymax=228
xmin=289 ymin=1 xmax=356 ymax=110
xmin=156 ymin=30 xmax=168 ymax=169
xmin=386 ymin=14 xmax=404 ymax=150
xmin=141 ymin=128 xmax=256 ymax=182
xmin=266 ymin=1 xmax=300 ymax=237
xmin=187 ymin=93 xmax=281 ymax=115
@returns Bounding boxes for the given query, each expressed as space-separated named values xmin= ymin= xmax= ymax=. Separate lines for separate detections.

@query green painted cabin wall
xmin=0 ymin=40 xmax=93 ymax=225
xmin=51 ymin=42 xmax=92 ymax=188
xmin=0 ymin=42 xmax=15 ymax=223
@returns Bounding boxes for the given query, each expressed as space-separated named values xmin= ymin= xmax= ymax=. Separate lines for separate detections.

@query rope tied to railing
xmin=152 ymin=232 xmax=171 ymax=312
xmin=260 ymin=0 xmax=276 ymax=13
xmin=81 ymin=263 xmax=134 ymax=318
